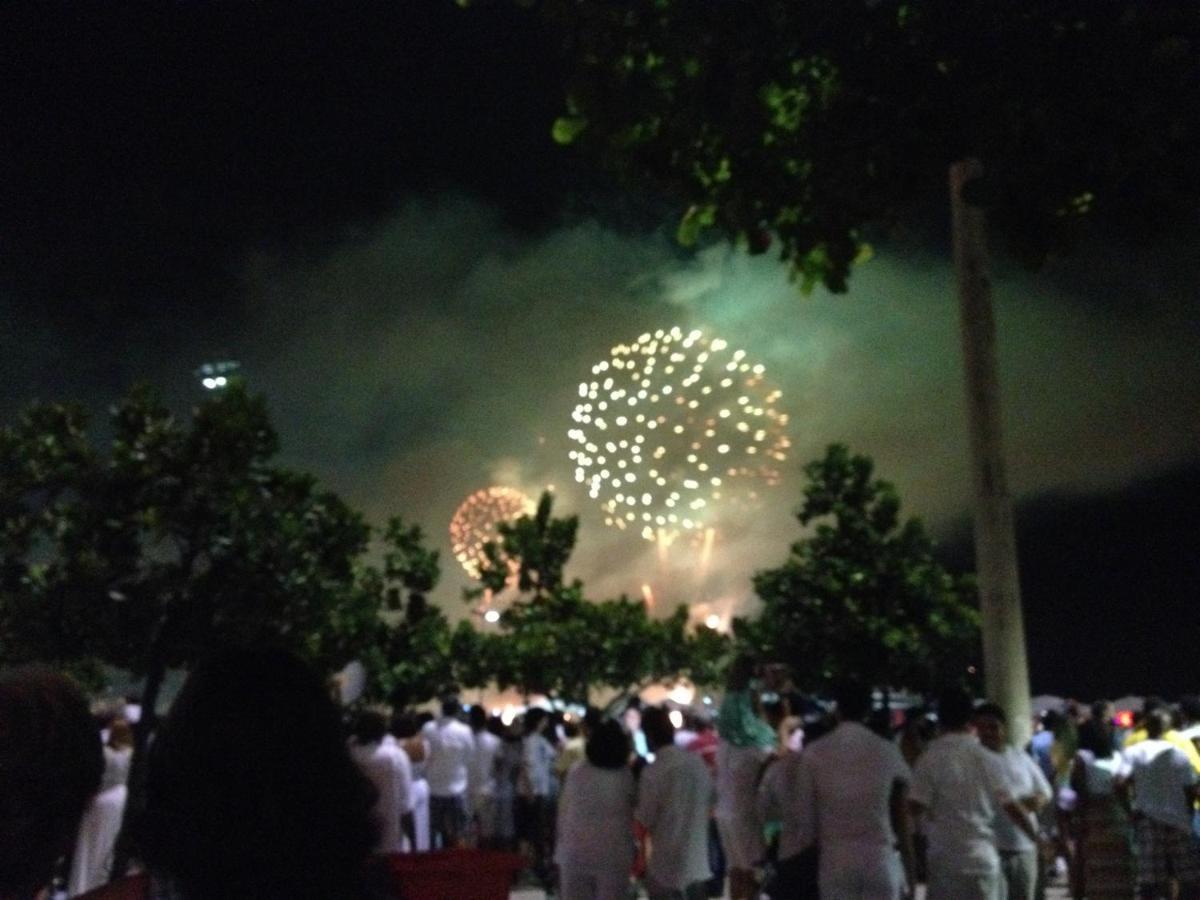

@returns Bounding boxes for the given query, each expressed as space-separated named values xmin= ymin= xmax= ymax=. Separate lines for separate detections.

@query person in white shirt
xmin=636 ymin=705 xmax=715 ymax=900
xmin=793 ymin=681 xmax=916 ymax=899
xmin=420 ymin=695 xmax=475 ymax=848
xmin=467 ymin=704 xmax=501 ymax=847
xmin=521 ymin=708 xmax=559 ymax=892
xmin=556 ymin=719 xmax=637 ymax=900
xmin=757 ymin=730 xmax=819 ymax=900
xmin=973 ymin=702 xmax=1053 ymax=900
xmin=909 ymin=688 xmax=1039 ymax=900
xmin=348 ymin=710 xmax=414 ymax=854
xmin=1123 ymin=708 xmax=1200 ymax=899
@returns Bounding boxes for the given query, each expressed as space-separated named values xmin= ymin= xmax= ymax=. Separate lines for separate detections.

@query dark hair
xmin=804 ymin=712 xmax=838 ymax=745
xmin=350 ymin=710 xmax=387 ymax=745
xmin=1077 ymin=718 xmax=1115 ymax=760
xmin=1144 ymin=708 xmax=1171 ymax=740
xmin=523 ymin=707 xmax=548 ymax=736
xmin=973 ymin=701 xmax=1007 ymax=724
xmin=468 ymin=704 xmax=487 ymax=731
xmin=562 ymin=719 xmax=580 ymax=739
xmin=390 ymin=711 xmax=419 ymax=739
xmin=585 ymin=719 xmax=631 ymax=769
xmin=0 ymin=667 xmax=104 ymax=899
xmin=440 ymin=695 xmax=461 ymax=718
xmin=727 ymin=655 xmax=757 ymax=691
xmin=937 ymin=687 xmax=975 ymax=730
xmin=833 ymin=680 xmax=872 ymax=722
xmin=641 ymin=705 xmax=674 ymax=751
xmin=138 ymin=648 xmax=378 ymax=900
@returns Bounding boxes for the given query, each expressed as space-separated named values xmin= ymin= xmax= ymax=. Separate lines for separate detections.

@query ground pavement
xmin=510 ymin=885 xmax=1073 ymax=899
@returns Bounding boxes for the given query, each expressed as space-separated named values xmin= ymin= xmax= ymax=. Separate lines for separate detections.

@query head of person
xmin=1140 ymin=696 xmax=1165 ymax=728
xmin=440 ymin=694 xmax=461 ymax=720
xmin=562 ymin=719 xmax=580 ymax=740
xmin=1090 ymin=699 xmax=1115 ymax=725
xmin=0 ymin=666 xmax=104 ymax=900
xmin=523 ymin=707 xmax=548 ymax=736
xmin=833 ymin=679 xmax=872 ymax=724
xmin=727 ymin=654 xmax=757 ymax=691
xmin=350 ymin=709 xmax=388 ymax=745
xmin=107 ymin=717 xmax=135 ymax=751
xmin=1077 ymin=717 xmax=1115 ymax=760
xmin=585 ymin=719 xmax=631 ymax=769
xmin=389 ymin=710 xmax=419 ymax=739
xmin=468 ymin=704 xmax=487 ymax=733
xmin=1039 ymin=709 xmax=1063 ymax=734
xmin=972 ymin=702 xmax=1008 ymax=752
xmin=1144 ymin=708 xmax=1171 ymax=740
xmin=138 ymin=648 xmax=378 ymax=900
xmin=936 ymin=686 xmax=975 ymax=733
xmin=621 ymin=698 xmax=642 ymax=733
xmin=641 ymin=705 xmax=675 ymax=752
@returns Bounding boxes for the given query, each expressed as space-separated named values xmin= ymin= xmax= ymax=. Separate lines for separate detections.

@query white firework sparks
xmin=568 ymin=327 xmax=789 ymax=541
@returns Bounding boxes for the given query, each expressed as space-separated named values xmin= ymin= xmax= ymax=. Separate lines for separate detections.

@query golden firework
xmin=449 ymin=486 xmax=536 ymax=579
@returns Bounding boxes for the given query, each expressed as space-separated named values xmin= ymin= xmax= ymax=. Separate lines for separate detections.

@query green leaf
xmin=551 ymin=115 xmax=588 ymax=145
xmin=676 ymin=203 xmax=717 ymax=247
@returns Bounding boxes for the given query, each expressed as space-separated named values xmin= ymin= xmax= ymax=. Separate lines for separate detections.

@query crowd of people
xmin=3 ymin=650 xmax=1200 ymax=900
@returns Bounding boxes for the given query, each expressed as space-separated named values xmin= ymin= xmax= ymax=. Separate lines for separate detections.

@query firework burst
xmin=568 ymin=327 xmax=789 ymax=541
xmin=449 ymin=486 xmax=536 ymax=579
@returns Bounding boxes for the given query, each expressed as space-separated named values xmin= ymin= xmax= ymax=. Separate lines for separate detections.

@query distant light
xmin=483 ymin=609 xmax=501 ymax=624
xmin=214 ymin=376 xmax=227 ymax=387
xmin=668 ymin=682 xmax=695 ymax=706
xmin=201 ymin=378 xmax=217 ymax=390
xmin=705 ymin=614 xmax=721 ymax=630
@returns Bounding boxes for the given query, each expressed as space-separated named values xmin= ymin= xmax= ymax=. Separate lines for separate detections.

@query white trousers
xmin=999 ymin=849 xmax=1038 ymax=900
xmin=558 ymin=865 xmax=632 ymax=900
xmin=925 ymin=863 xmax=1002 ymax=900
xmin=819 ymin=842 xmax=906 ymax=900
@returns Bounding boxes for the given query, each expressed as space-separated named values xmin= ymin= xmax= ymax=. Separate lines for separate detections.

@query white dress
xmin=715 ymin=741 xmax=770 ymax=869
xmin=68 ymin=784 xmax=127 ymax=896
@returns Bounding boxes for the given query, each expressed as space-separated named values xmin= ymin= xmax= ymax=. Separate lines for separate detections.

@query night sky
xmin=2 ymin=3 xmax=1197 ymax=698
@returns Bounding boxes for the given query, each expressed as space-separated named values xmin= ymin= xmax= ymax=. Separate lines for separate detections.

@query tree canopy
xmin=741 ymin=444 xmax=979 ymax=694
xmin=478 ymin=0 xmax=1200 ymax=290
xmin=475 ymin=490 xmax=728 ymax=705
xmin=0 ymin=386 xmax=376 ymax=692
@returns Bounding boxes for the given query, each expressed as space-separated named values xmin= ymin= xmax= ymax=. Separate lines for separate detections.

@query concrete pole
xmin=950 ymin=158 xmax=1033 ymax=748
